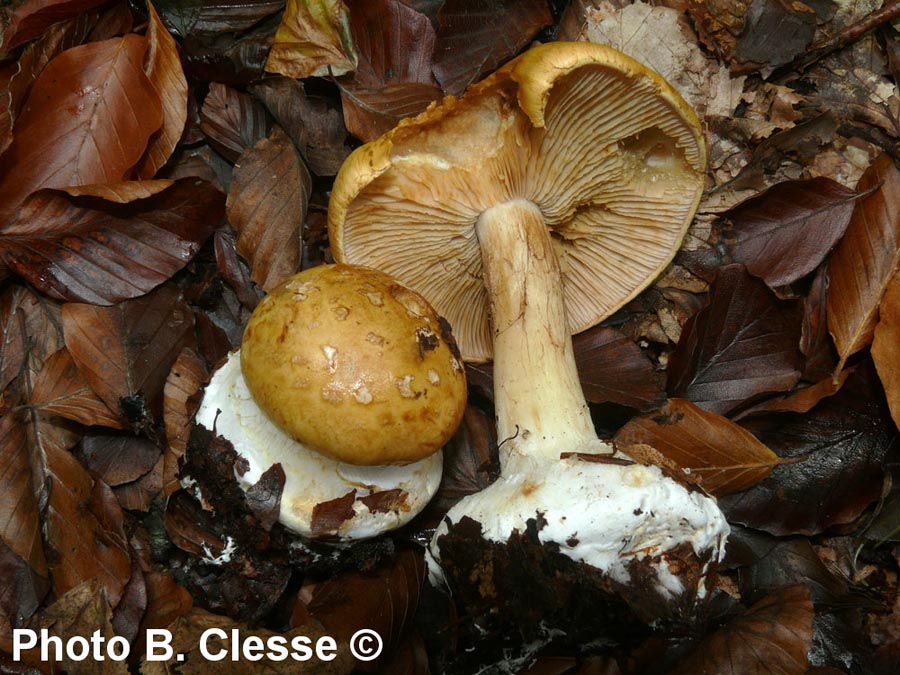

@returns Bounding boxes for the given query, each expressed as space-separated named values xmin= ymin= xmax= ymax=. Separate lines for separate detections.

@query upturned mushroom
xmin=328 ymin=42 xmax=729 ymax=625
xmin=195 ymin=264 xmax=467 ymax=540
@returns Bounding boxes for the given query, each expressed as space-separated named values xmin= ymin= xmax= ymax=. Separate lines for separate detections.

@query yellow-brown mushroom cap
xmin=328 ymin=41 xmax=707 ymax=362
xmin=240 ymin=264 xmax=467 ymax=465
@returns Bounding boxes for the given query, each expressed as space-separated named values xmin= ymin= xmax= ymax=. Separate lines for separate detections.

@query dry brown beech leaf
xmin=614 ymin=398 xmax=783 ymax=496
xmin=573 ymin=325 xmax=666 ymax=411
xmin=873 ymin=276 xmax=900 ymax=430
xmin=0 ymin=178 xmax=223 ymax=305
xmin=733 ymin=368 xmax=853 ymax=421
xmin=135 ymin=0 xmax=189 ymax=179
xmin=338 ymin=0 xmax=442 ymax=142
xmin=114 ymin=454 xmax=164 ymax=511
xmin=251 ymin=77 xmax=351 ymax=176
xmin=28 ymin=347 xmax=126 ymax=428
xmin=667 ymin=265 xmax=803 ymax=415
xmin=0 ymin=14 xmax=96 ymax=156
xmin=81 ymin=434 xmax=162 ymax=486
xmin=432 ymin=0 xmax=552 ymax=96
xmin=22 ymin=579 xmax=127 ymax=675
xmin=0 ymin=0 xmax=111 ymax=53
xmin=43 ymin=440 xmax=132 ymax=605
xmin=62 ymin=284 xmax=195 ymax=420
xmin=305 ymin=548 xmax=425 ymax=669
xmin=227 ymin=126 xmax=311 ymax=291
xmin=691 ymin=177 xmax=858 ymax=289
xmin=163 ymin=348 xmax=207 ymax=496
xmin=827 ymin=153 xmax=900 ymax=373
xmin=671 ymin=584 xmax=813 ymax=674
xmin=163 ymin=489 xmax=225 ymax=558
xmin=138 ymin=570 xmax=193 ymax=636
xmin=265 ymin=0 xmax=358 ymax=80
xmin=0 ymin=408 xmax=49 ymax=616
xmin=310 ymin=490 xmax=356 ymax=537
xmin=0 ymin=35 xmax=162 ymax=223
xmin=0 ymin=285 xmax=64 ymax=394
xmin=199 ymin=82 xmax=269 ymax=162
xmin=801 ymin=265 xmax=836 ymax=382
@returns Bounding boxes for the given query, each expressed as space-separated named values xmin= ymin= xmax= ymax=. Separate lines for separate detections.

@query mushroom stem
xmin=476 ymin=199 xmax=610 ymax=469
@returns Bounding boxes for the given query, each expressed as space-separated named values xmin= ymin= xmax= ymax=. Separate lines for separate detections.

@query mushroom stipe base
xmin=432 ymin=515 xmax=717 ymax=672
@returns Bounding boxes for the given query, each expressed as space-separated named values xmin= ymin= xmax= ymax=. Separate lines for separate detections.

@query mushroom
xmin=195 ymin=264 xmax=467 ymax=540
xmin=328 ymin=42 xmax=729 ymax=624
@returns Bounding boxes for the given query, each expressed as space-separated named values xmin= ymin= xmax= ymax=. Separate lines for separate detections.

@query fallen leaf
xmin=181 ymin=21 xmax=276 ymax=85
xmin=214 ymin=231 xmax=262 ymax=310
xmin=690 ymin=178 xmax=858 ymax=288
xmin=0 ymin=409 xmax=49 ymax=621
xmin=0 ymin=35 xmax=163 ymax=222
xmin=801 ymin=265 xmax=837 ymax=381
xmin=0 ymin=0 xmax=110 ymax=53
xmin=199 ymin=82 xmax=269 ymax=162
xmin=573 ymin=326 xmax=666 ymax=411
xmin=310 ymin=490 xmax=356 ymax=537
xmin=432 ymin=405 xmax=498 ymax=514
xmin=339 ymin=82 xmax=444 ymax=142
xmin=164 ymin=489 xmax=227 ymax=558
xmin=265 ymin=0 xmax=358 ymax=79
xmin=338 ymin=0 xmax=442 ymax=141
xmin=0 ymin=178 xmax=223 ymax=304
xmin=827 ymin=153 xmax=900 ymax=373
xmin=582 ymin=2 xmax=741 ymax=118
xmin=27 ymin=579 xmax=127 ymax=675
xmin=306 ymin=549 xmax=425 ymax=669
xmin=667 ymin=265 xmax=803 ymax=415
xmin=733 ymin=532 xmax=855 ymax=606
xmin=227 ymin=126 xmax=311 ymax=291
xmin=732 ymin=0 xmax=816 ymax=70
xmin=251 ymin=77 xmax=351 ymax=175
xmin=62 ymin=284 xmax=196 ymax=421
xmin=87 ymin=1 xmax=134 ymax=40
xmin=0 ymin=286 xmax=64 ymax=394
xmin=154 ymin=0 xmax=283 ymax=38
xmin=432 ymin=0 xmax=552 ymax=96
xmin=803 ymin=47 xmax=900 ymax=141
xmin=243 ymin=464 xmax=285 ymax=531
xmin=80 ymin=434 xmax=161 ymax=486
xmin=135 ymin=0 xmax=189 ymax=179
xmin=113 ymin=454 xmax=164 ymax=511
xmin=720 ymin=362 xmax=897 ymax=536
xmin=43 ymin=441 xmax=132 ymax=604
xmin=0 ymin=14 xmax=96 ymax=155
xmin=0 ymin=538 xmax=49 ymax=631
xmin=112 ymin=556 xmax=148 ymax=642
xmin=28 ymin=347 xmax=126 ymax=428
xmin=163 ymin=348 xmax=207 ymax=496
xmin=734 ymin=368 xmax=853 ymax=419
xmin=614 ymin=399 xmax=781 ymax=496
xmin=671 ymin=585 xmax=813 ymax=674
xmin=138 ymin=570 xmax=193 ymax=634
xmin=873 ymin=276 xmax=900 ymax=429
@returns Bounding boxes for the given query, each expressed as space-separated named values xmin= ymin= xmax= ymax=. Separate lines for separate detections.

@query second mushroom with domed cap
xmin=196 ymin=264 xmax=467 ymax=540
xmin=329 ymin=41 xmax=729 ymax=631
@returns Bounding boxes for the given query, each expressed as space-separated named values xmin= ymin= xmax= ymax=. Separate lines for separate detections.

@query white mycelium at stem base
xmin=429 ymin=199 xmax=730 ymax=599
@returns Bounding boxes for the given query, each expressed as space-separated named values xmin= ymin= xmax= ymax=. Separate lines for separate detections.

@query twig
xmin=774 ymin=0 xmax=900 ymax=80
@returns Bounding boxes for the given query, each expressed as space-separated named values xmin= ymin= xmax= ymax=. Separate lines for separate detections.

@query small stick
xmin=777 ymin=0 xmax=900 ymax=78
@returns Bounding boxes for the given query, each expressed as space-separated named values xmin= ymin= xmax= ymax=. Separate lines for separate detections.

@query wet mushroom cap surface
xmin=240 ymin=264 xmax=467 ymax=465
xmin=328 ymin=42 xmax=707 ymax=361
